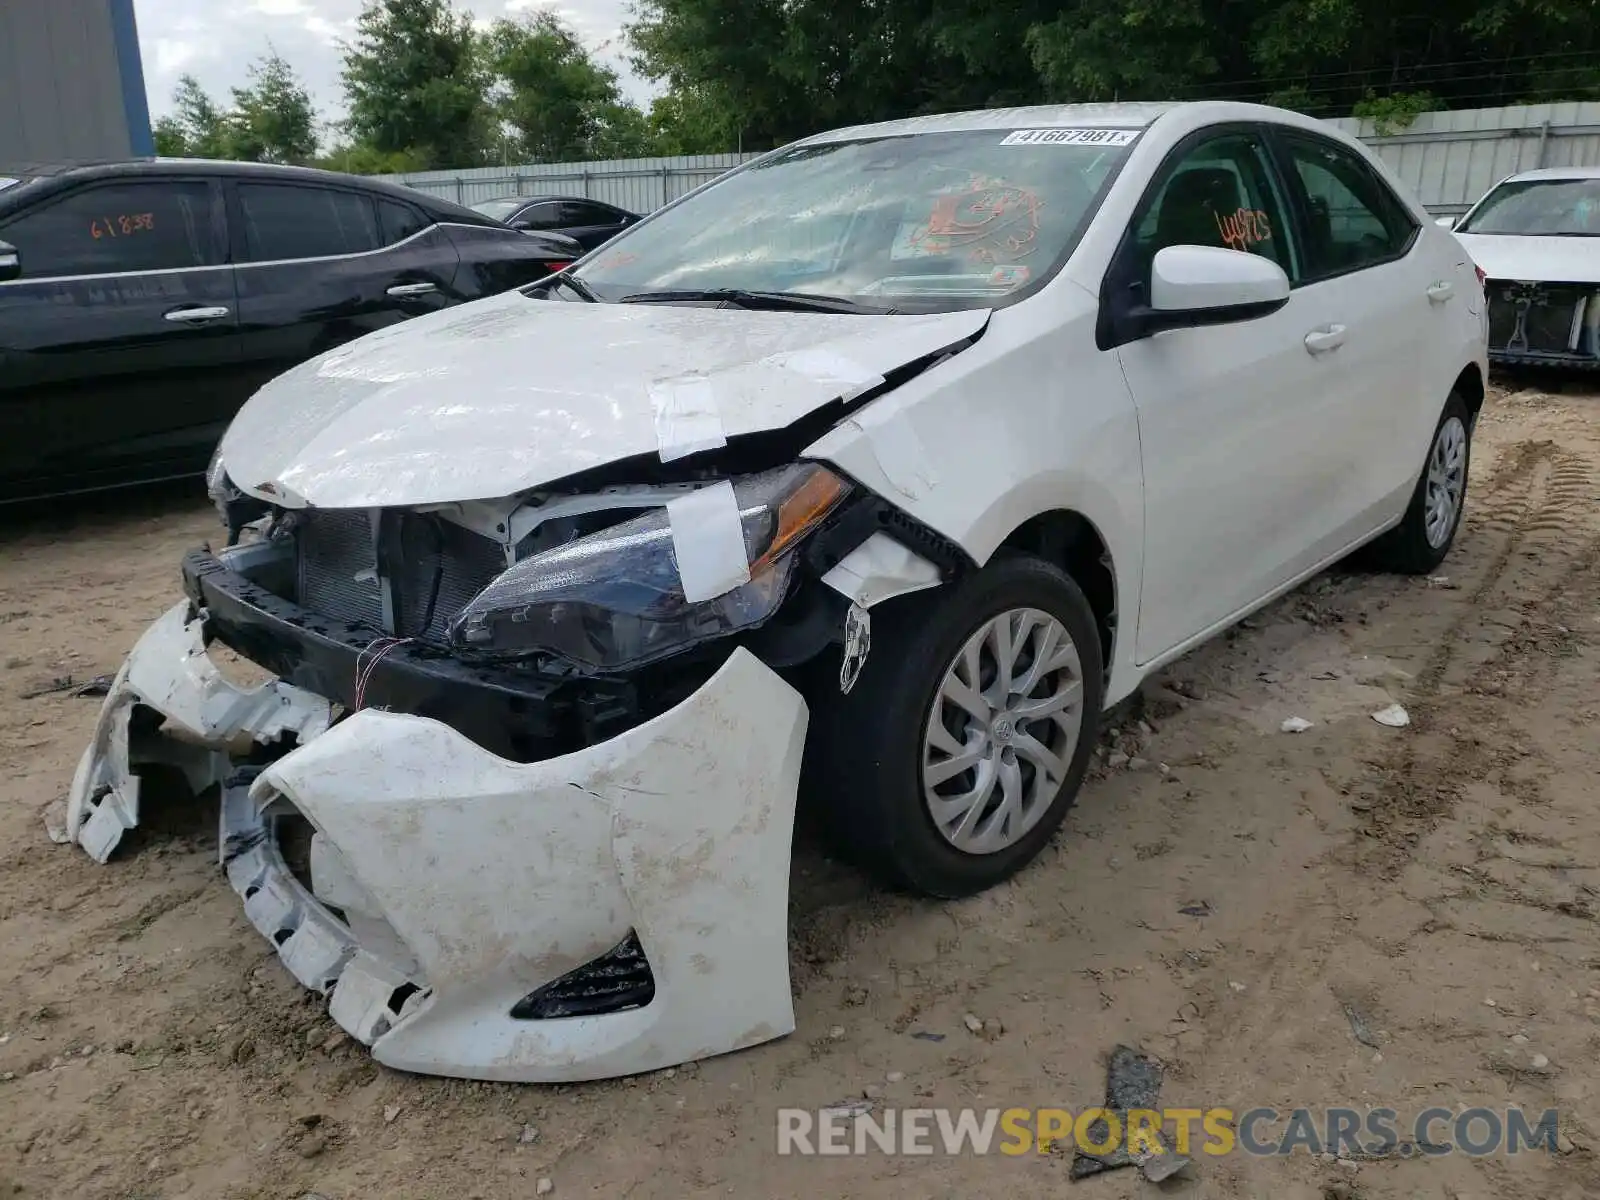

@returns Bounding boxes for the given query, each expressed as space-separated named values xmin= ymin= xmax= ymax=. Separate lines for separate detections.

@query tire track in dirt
xmin=1360 ymin=437 xmax=1600 ymax=872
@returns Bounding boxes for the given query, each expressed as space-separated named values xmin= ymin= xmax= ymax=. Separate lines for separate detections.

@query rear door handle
xmin=1427 ymin=281 xmax=1455 ymax=303
xmin=387 ymin=282 xmax=437 ymax=298
xmin=1303 ymin=324 xmax=1347 ymax=355
xmin=164 ymin=305 xmax=230 ymax=324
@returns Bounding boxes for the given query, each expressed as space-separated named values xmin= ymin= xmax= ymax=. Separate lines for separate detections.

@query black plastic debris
xmin=1178 ymin=900 xmax=1212 ymax=917
xmin=1070 ymin=1045 xmax=1192 ymax=1182
xmin=19 ymin=675 xmax=75 ymax=700
xmin=910 ymin=1031 xmax=946 ymax=1042
xmin=74 ymin=674 xmax=114 ymax=698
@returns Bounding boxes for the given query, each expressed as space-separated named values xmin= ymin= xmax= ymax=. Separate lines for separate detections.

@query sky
xmin=133 ymin=0 xmax=654 ymax=133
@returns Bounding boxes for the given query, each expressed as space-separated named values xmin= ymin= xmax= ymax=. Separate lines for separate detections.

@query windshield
xmin=471 ymin=198 xmax=528 ymax=221
xmin=572 ymin=128 xmax=1138 ymax=312
xmin=1458 ymin=178 xmax=1600 ymax=236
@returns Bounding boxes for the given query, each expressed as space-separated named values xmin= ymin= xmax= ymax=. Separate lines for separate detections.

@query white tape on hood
xmin=770 ymin=347 xmax=886 ymax=402
xmin=650 ymin=375 xmax=727 ymax=463
xmin=667 ymin=481 xmax=752 ymax=603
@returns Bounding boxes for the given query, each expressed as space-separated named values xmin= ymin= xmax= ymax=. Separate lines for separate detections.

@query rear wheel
xmin=812 ymin=554 xmax=1104 ymax=898
xmin=1366 ymin=390 xmax=1471 ymax=574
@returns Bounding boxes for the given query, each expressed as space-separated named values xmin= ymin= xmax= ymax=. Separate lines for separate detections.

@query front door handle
xmin=164 ymin=305 xmax=230 ymax=324
xmin=1303 ymin=324 xmax=1347 ymax=355
xmin=387 ymin=282 xmax=437 ymax=298
xmin=1427 ymin=281 xmax=1455 ymax=303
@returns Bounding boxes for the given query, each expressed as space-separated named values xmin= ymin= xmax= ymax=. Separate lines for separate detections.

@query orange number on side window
xmin=89 ymin=213 xmax=155 ymax=240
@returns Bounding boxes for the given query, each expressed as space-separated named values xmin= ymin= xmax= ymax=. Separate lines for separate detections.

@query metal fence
xmin=1328 ymin=101 xmax=1600 ymax=215
xmin=380 ymin=101 xmax=1600 ymax=218
xmin=379 ymin=153 xmax=759 ymax=214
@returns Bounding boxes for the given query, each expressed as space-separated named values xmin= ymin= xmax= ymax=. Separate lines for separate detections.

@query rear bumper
xmin=58 ymin=597 xmax=807 ymax=1082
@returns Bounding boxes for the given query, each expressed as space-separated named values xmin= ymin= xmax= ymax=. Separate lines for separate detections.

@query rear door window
xmin=1275 ymin=133 xmax=1416 ymax=279
xmin=237 ymin=183 xmax=380 ymax=262
xmin=0 ymin=180 xmax=218 ymax=278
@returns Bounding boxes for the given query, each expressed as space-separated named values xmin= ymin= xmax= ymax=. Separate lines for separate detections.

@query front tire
xmin=1366 ymin=390 xmax=1472 ymax=575
xmin=812 ymin=554 xmax=1104 ymax=898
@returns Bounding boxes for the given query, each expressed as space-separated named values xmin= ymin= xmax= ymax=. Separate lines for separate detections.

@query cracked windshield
xmin=574 ymin=130 xmax=1136 ymax=310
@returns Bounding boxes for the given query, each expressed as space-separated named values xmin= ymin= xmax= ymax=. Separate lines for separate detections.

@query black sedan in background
xmin=0 ymin=160 xmax=583 ymax=501
xmin=469 ymin=195 xmax=640 ymax=249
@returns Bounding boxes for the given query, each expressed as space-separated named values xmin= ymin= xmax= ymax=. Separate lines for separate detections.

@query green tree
xmin=628 ymin=0 xmax=1600 ymax=146
xmin=150 ymin=60 xmax=319 ymax=163
xmin=342 ymin=0 xmax=491 ymax=169
xmin=229 ymin=53 xmax=319 ymax=164
xmin=645 ymin=88 xmax=738 ymax=154
xmin=153 ymin=75 xmax=233 ymax=158
xmin=485 ymin=13 xmax=656 ymax=161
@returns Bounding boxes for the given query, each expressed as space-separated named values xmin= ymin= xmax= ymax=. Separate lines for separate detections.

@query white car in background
xmin=60 ymin=101 xmax=1488 ymax=1083
xmin=1445 ymin=166 xmax=1600 ymax=369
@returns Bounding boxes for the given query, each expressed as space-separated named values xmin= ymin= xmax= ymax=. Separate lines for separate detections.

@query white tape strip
xmin=650 ymin=376 xmax=727 ymax=463
xmin=771 ymin=347 xmax=886 ymax=402
xmin=668 ymin=481 xmax=751 ymax=603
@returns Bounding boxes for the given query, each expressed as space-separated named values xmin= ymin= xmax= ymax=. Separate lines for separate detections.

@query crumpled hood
xmin=1454 ymin=232 xmax=1600 ymax=286
xmin=221 ymin=291 xmax=989 ymax=508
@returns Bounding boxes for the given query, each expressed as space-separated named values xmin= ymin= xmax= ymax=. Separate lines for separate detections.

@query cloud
xmin=133 ymin=0 xmax=654 ymax=127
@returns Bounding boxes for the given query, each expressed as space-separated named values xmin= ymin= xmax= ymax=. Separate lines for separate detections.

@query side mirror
xmin=0 ymin=240 xmax=18 ymax=282
xmin=1435 ymin=215 xmax=1458 ymax=230
xmin=1143 ymin=244 xmax=1290 ymax=332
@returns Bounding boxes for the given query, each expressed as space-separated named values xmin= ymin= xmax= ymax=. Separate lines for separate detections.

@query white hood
xmin=1453 ymin=232 xmax=1600 ymax=285
xmin=221 ymin=291 xmax=989 ymax=509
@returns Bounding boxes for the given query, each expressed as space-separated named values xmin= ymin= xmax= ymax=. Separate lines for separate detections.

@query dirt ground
xmin=2 ymin=381 xmax=1598 ymax=1200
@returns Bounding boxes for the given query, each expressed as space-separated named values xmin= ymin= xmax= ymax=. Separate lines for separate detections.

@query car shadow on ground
xmin=0 ymin=478 xmax=213 ymax=549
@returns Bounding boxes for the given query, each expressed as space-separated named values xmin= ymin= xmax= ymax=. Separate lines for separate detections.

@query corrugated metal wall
xmin=0 ymin=0 xmax=151 ymax=163
xmin=378 ymin=153 xmax=760 ymax=213
xmin=383 ymin=102 xmax=1600 ymax=219
xmin=1329 ymin=101 xmax=1600 ymax=214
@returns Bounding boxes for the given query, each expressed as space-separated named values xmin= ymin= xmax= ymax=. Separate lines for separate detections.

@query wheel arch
xmin=997 ymin=509 xmax=1118 ymax=680
xmin=1453 ymin=362 xmax=1486 ymax=421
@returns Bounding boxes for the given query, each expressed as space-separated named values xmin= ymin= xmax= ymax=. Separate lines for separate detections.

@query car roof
xmin=798 ymin=100 xmax=1348 ymax=146
xmin=477 ymin=194 xmax=629 ymax=208
xmin=1499 ymin=165 xmax=1600 ymax=184
xmin=0 ymin=157 xmax=499 ymax=224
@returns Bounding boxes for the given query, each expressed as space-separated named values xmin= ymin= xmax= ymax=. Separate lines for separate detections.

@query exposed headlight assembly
xmin=450 ymin=463 xmax=851 ymax=671
xmin=205 ymin=442 xmax=236 ymax=524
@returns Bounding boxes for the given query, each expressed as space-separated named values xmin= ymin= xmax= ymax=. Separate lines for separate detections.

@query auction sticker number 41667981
xmin=1000 ymin=128 xmax=1139 ymax=147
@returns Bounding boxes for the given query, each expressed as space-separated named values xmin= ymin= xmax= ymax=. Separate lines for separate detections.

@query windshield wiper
xmin=547 ymin=272 xmax=602 ymax=302
xmin=618 ymin=288 xmax=894 ymax=315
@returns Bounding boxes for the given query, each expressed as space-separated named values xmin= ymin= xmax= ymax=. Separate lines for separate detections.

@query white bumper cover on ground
xmin=58 ymin=602 xmax=808 ymax=1082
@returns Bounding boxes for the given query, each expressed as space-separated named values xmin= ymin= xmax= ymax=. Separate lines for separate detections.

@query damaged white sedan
xmin=1446 ymin=166 xmax=1600 ymax=370
xmin=61 ymin=101 xmax=1488 ymax=1082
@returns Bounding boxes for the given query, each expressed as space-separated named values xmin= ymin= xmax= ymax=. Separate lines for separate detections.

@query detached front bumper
xmin=59 ymin=590 xmax=807 ymax=1082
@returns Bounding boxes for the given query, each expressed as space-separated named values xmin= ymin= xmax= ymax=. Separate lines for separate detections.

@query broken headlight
xmin=205 ymin=443 xmax=270 ymax=546
xmin=450 ymin=463 xmax=850 ymax=671
xmin=205 ymin=442 xmax=236 ymax=525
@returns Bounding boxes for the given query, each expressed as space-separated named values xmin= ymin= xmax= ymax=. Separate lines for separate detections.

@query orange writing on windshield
xmin=1214 ymin=207 xmax=1272 ymax=251
xmin=90 ymin=213 xmax=156 ymax=240
xmin=910 ymin=181 xmax=1042 ymax=262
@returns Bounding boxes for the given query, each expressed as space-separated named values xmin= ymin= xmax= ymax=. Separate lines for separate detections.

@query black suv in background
xmin=0 ymin=160 xmax=584 ymax=501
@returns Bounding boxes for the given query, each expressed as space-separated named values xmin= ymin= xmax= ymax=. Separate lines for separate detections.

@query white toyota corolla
xmin=61 ymin=101 xmax=1488 ymax=1082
